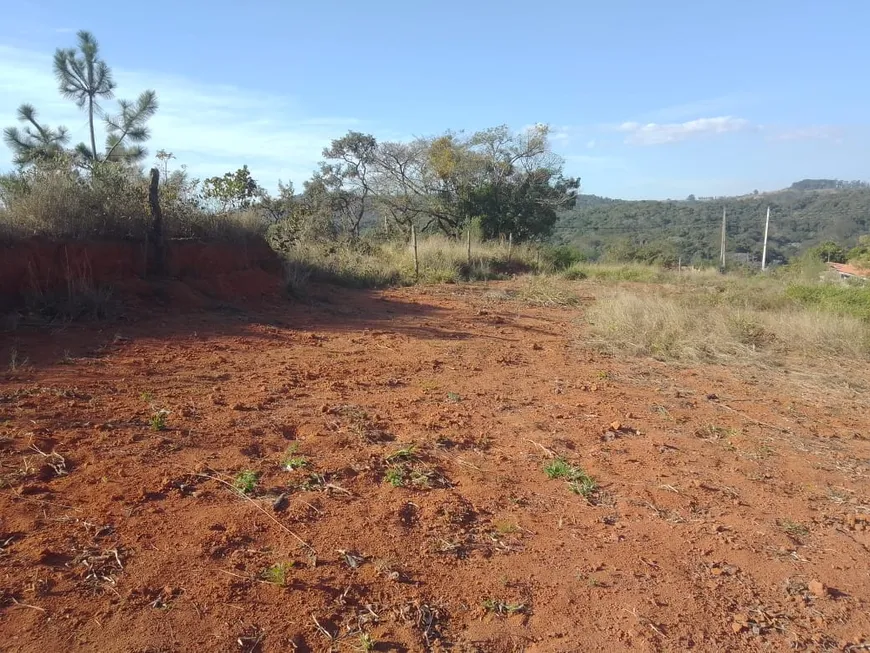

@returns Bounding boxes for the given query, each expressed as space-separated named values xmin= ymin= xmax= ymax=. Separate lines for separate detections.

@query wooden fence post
xmin=412 ymin=225 xmax=419 ymax=280
xmin=148 ymin=167 xmax=165 ymax=276
xmin=466 ymin=229 xmax=471 ymax=266
xmin=507 ymin=232 xmax=513 ymax=263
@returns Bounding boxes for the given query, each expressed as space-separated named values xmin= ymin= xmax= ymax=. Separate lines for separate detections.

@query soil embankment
xmin=0 ymin=238 xmax=284 ymax=313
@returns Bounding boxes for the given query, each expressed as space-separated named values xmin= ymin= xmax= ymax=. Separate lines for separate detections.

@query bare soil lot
xmin=2 ymin=282 xmax=869 ymax=652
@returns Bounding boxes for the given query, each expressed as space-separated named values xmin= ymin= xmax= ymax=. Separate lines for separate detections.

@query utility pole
xmin=719 ymin=207 xmax=727 ymax=271
xmin=761 ymin=206 xmax=770 ymax=271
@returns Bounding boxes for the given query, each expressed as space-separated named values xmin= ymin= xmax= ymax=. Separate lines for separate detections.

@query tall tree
xmin=463 ymin=169 xmax=580 ymax=242
xmin=848 ymin=235 xmax=870 ymax=266
xmin=808 ymin=241 xmax=847 ymax=263
xmin=463 ymin=124 xmax=578 ymax=240
xmin=3 ymin=104 xmax=70 ymax=166
xmin=370 ymin=138 xmax=431 ymax=234
xmin=320 ymin=132 xmax=378 ymax=239
xmin=203 ymin=165 xmax=263 ymax=212
xmin=53 ymin=30 xmax=116 ymax=162
xmin=295 ymin=123 xmax=577 ymax=242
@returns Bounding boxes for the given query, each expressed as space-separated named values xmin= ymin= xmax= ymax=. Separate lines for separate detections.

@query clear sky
xmin=1 ymin=0 xmax=868 ymax=199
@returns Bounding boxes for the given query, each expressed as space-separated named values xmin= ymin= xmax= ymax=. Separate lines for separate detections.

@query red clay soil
xmin=0 ymin=238 xmax=283 ymax=311
xmin=1 ymin=282 xmax=869 ymax=652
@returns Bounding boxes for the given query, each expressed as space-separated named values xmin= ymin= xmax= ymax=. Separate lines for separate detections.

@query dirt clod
xmin=809 ymin=580 xmax=828 ymax=597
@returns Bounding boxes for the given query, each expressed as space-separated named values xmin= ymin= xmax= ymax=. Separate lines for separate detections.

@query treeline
xmin=1 ymin=31 xmax=579 ymax=248
xmin=790 ymin=179 xmax=869 ymax=191
xmin=263 ymin=124 xmax=580 ymax=249
xmin=4 ymin=30 xmax=868 ymax=269
xmin=553 ymin=185 xmax=870 ymax=265
xmin=806 ymin=236 xmax=870 ymax=268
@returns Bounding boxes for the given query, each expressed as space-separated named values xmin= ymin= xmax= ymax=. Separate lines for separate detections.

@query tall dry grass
xmin=0 ymin=164 xmax=146 ymax=240
xmin=586 ymin=289 xmax=870 ymax=365
xmin=0 ymin=162 xmax=268 ymax=242
xmin=279 ymin=234 xmax=538 ymax=291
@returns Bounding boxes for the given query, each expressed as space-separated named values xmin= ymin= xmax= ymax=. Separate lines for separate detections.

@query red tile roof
xmin=829 ymin=262 xmax=870 ymax=278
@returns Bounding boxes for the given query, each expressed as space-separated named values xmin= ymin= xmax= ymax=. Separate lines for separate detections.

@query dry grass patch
xmin=514 ymin=275 xmax=581 ymax=307
xmin=586 ymin=290 xmax=870 ymax=365
xmin=278 ymin=235 xmax=540 ymax=290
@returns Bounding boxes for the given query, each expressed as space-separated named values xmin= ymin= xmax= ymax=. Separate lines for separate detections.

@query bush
xmin=562 ymin=263 xmax=588 ymax=280
xmin=0 ymin=159 xmax=269 ymax=242
xmin=0 ymin=159 xmax=149 ymax=240
xmin=807 ymin=241 xmax=847 ymax=264
xmin=786 ymin=284 xmax=870 ymax=322
xmin=539 ymin=245 xmax=585 ymax=272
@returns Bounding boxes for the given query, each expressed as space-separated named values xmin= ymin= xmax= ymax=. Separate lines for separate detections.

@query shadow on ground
xmin=0 ymin=282 xmax=474 ymax=375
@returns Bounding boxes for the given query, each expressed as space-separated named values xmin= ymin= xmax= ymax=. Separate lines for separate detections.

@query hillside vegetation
xmin=554 ymin=181 xmax=870 ymax=265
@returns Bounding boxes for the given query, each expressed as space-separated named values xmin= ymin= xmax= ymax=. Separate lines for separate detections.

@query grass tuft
xmin=385 ymin=445 xmax=417 ymax=463
xmin=261 ymin=561 xmax=294 ymax=585
xmin=149 ymin=409 xmax=169 ymax=431
xmin=777 ymin=518 xmax=809 ymax=541
xmin=482 ymin=598 xmax=526 ymax=616
xmin=233 ymin=470 xmax=259 ymax=495
xmin=544 ymin=458 xmax=598 ymax=499
xmin=281 ymin=444 xmax=308 ymax=471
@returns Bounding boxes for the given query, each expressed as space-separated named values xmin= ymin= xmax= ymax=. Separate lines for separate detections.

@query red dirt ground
xmin=1 ymin=282 xmax=869 ymax=652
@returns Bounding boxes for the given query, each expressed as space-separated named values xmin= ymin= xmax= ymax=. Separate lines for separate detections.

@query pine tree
xmin=53 ymin=30 xmax=116 ymax=162
xmin=2 ymin=104 xmax=70 ymax=165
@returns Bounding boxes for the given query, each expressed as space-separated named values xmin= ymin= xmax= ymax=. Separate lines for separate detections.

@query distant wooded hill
xmin=553 ymin=179 xmax=870 ymax=264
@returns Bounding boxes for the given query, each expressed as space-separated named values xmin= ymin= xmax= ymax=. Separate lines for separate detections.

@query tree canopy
xmin=306 ymin=124 xmax=579 ymax=242
xmin=53 ymin=30 xmax=116 ymax=161
xmin=202 ymin=165 xmax=262 ymax=212
xmin=5 ymin=30 xmax=158 ymax=169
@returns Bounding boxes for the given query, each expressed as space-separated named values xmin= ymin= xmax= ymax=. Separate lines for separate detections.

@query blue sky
xmin=1 ymin=0 xmax=868 ymax=199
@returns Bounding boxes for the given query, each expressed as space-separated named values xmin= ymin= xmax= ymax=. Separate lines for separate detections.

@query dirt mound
xmin=0 ymin=238 xmax=284 ymax=314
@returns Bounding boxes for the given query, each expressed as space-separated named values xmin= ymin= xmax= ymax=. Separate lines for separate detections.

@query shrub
xmin=538 ymin=245 xmax=586 ymax=272
xmin=786 ymin=284 xmax=870 ymax=322
xmin=562 ymin=263 xmax=588 ymax=280
xmin=233 ymin=470 xmax=259 ymax=495
xmin=0 ymin=159 xmax=149 ymax=239
xmin=0 ymin=159 xmax=269 ymax=242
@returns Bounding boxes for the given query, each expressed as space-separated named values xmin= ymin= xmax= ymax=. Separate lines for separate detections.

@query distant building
xmin=827 ymin=262 xmax=870 ymax=282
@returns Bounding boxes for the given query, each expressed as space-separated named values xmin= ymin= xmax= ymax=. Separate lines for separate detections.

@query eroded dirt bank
xmin=0 ymin=238 xmax=283 ymax=312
